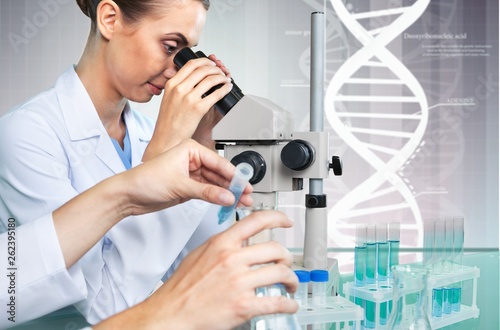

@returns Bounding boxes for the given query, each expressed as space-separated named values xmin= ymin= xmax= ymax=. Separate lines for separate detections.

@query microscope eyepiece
xmin=173 ymin=47 xmax=244 ymax=116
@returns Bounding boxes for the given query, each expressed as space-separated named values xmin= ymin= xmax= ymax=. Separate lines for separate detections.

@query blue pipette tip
xmin=218 ymin=209 xmax=235 ymax=224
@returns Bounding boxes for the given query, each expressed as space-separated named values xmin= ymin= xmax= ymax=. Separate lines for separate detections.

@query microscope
xmin=174 ymin=12 xmax=342 ymax=291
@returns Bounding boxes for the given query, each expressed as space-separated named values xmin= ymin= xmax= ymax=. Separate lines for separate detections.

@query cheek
xmin=113 ymin=50 xmax=166 ymax=89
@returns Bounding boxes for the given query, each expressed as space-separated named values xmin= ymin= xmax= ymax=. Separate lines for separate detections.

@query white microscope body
xmin=213 ymin=93 xmax=341 ymax=285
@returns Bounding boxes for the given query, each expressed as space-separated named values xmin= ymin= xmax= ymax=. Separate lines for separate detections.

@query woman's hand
xmin=191 ymin=54 xmax=232 ymax=150
xmin=125 ymin=139 xmax=252 ymax=216
xmin=143 ymin=55 xmax=232 ymax=161
xmin=54 ymin=139 xmax=252 ymax=268
xmin=95 ymin=210 xmax=299 ymax=330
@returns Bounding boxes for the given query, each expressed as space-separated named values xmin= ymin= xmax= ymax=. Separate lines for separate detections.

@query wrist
xmin=100 ymin=174 xmax=134 ymax=222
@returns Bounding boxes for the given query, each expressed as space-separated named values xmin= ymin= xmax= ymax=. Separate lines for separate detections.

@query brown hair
xmin=76 ymin=0 xmax=210 ymax=27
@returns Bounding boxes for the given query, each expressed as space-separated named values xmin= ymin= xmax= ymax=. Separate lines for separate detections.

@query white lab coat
xmin=0 ymin=215 xmax=87 ymax=329
xmin=0 ymin=67 xmax=227 ymax=324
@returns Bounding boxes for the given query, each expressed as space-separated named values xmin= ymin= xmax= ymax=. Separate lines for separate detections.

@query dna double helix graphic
xmin=326 ymin=0 xmax=431 ymax=249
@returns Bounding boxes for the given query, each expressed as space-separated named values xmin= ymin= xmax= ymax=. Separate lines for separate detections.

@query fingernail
xmin=220 ymin=192 xmax=234 ymax=205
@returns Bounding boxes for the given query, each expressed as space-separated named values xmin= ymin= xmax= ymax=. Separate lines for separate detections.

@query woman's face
xmin=106 ymin=0 xmax=207 ymax=102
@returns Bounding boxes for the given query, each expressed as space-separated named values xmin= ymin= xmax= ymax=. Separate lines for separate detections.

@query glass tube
xmin=451 ymin=216 xmax=465 ymax=312
xmin=376 ymin=223 xmax=389 ymax=283
xmin=354 ymin=225 xmax=367 ymax=287
xmin=422 ymin=219 xmax=435 ymax=269
xmin=293 ymin=270 xmax=310 ymax=307
xmin=444 ymin=218 xmax=454 ymax=270
xmin=353 ymin=224 xmax=366 ymax=320
xmin=311 ymin=270 xmax=328 ymax=306
xmin=388 ymin=222 xmax=400 ymax=280
xmin=311 ymin=270 xmax=329 ymax=330
xmin=254 ymin=284 xmax=301 ymax=330
xmin=365 ymin=224 xmax=377 ymax=285
xmin=376 ymin=223 xmax=389 ymax=325
xmin=432 ymin=287 xmax=444 ymax=317
xmin=443 ymin=287 xmax=453 ymax=314
xmin=452 ymin=217 xmax=464 ymax=268
xmin=433 ymin=219 xmax=446 ymax=273
xmin=238 ymin=207 xmax=301 ymax=330
xmin=365 ymin=224 xmax=376 ymax=329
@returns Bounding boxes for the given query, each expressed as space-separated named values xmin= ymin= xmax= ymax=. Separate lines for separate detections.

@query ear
xmin=96 ymin=0 xmax=120 ymax=40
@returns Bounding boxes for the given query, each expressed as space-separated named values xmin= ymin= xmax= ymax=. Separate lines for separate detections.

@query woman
xmin=0 ymin=0 xmax=236 ymax=323
xmin=0 ymin=140 xmax=298 ymax=329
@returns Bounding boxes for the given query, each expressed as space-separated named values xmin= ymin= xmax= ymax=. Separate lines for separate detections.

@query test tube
xmin=433 ymin=219 xmax=446 ymax=273
xmin=387 ymin=222 xmax=400 ymax=318
xmin=365 ymin=224 xmax=377 ymax=285
xmin=444 ymin=218 xmax=455 ymax=270
xmin=364 ymin=224 xmax=376 ymax=329
xmin=311 ymin=271 xmax=327 ymax=330
xmin=443 ymin=287 xmax=453 ymax=314
xmin=241 ymin=207 xmax=301 ymax=330
xmin=452 ymin=217 xmax=465 ymax=269
xmin=388 ymin=222 xmax=400 ymax=279
xmin=423 ymin=219 xmax=435 ymax=269
xmin=432 ymin=287 xmax=444 ymax=317
xmin=293 ymin=270 xmax=310 ymax=307
xmin=376 ymin=223 xmax=389 ymax=326
xmin=452 ymin=216 xmax=464 ymax=312
xmin=217 ymin=162 xmax=253 ymax=224
xmin=376 ymin=223 xmax=389 ymax=283
xmin=354 ymin=225 xmax=367 ymax=287
xmin=310 ymin=270 xmax=328 ymax=306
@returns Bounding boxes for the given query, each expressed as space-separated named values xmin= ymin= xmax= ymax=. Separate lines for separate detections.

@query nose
xmin=163 ymin=62 xmax=178 ymax=79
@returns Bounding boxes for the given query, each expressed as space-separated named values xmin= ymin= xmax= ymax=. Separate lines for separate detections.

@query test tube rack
xmin=293 ymin=256 xmax=364 ymax=328
xmin=342 ymin=263 xmax=480 ymax=329
xmin=295 ymin=295 xmax=364 ymax=329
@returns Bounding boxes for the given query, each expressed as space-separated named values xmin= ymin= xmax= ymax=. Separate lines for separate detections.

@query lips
xmin=148 ymin=82 xmax=164 ymax=95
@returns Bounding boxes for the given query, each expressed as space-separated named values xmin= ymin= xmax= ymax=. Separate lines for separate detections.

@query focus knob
xmin=280 ymin=140 xmax=314 ymax=171
xmin=230 ymin=151 xmax=266 ymax=185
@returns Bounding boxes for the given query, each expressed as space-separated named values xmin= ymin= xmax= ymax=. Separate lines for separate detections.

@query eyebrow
xmin=165 ymin=32 xmax=189 ymax=46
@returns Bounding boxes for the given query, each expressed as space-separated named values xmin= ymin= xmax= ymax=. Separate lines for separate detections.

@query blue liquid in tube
xmin=443 ymin=287 xmax=452 ymax=314
xmin=365 ymin=243 xmax=376 ymax=285
xmin=452 ymin=286 xmax=462 ymax=312
xmin=365 ymin=300 xmax=376 ymax=329
xmin=377 ymin=241 xmax=389 ymax=282
xmin=217 ymin=163 xmax=253 ymax=224
xmin=380 ymin=301 xmax=388 ymax=325
xmin=354 ymin=245 xmax=366 ymax=287
xmin=432 ymin=288 xmax=444 ymax=317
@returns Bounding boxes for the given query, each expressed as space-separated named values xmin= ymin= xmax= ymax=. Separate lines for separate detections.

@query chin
xmin=128 ymin=93 xmax=155 ymax=103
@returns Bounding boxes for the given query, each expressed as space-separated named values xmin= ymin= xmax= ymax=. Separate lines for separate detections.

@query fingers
xmin=240 ymin=263 xmax=298 ymax=294
xmin=185 ymin=140 xmax=234 ymax=179
xmin=208 ymin=54 xmax=231 ymax=77
xmin=226 ymin=210 xmax=294 ymax=244
xmin=237 ymin=240 xmax=293 ymax=268
xmin=174 ymin=58 xmax=229 ymax=93
xmin=250 ymin=295 xmax=299 ymax=317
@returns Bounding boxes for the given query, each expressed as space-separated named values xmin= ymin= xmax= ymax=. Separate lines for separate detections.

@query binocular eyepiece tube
xmin=173 ymin=47 xmax=244 ymax=116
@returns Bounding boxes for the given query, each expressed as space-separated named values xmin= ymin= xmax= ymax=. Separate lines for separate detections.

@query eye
xmin=163 ymin=42 xmax=178 ymax=54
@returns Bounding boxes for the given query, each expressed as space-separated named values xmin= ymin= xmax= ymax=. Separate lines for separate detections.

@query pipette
xmin=217 ymin=162 xmax=254 ymax=224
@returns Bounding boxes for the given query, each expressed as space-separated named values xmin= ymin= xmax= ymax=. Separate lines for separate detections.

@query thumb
xmin=188 ymin=182 xmax=235 ymax=206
